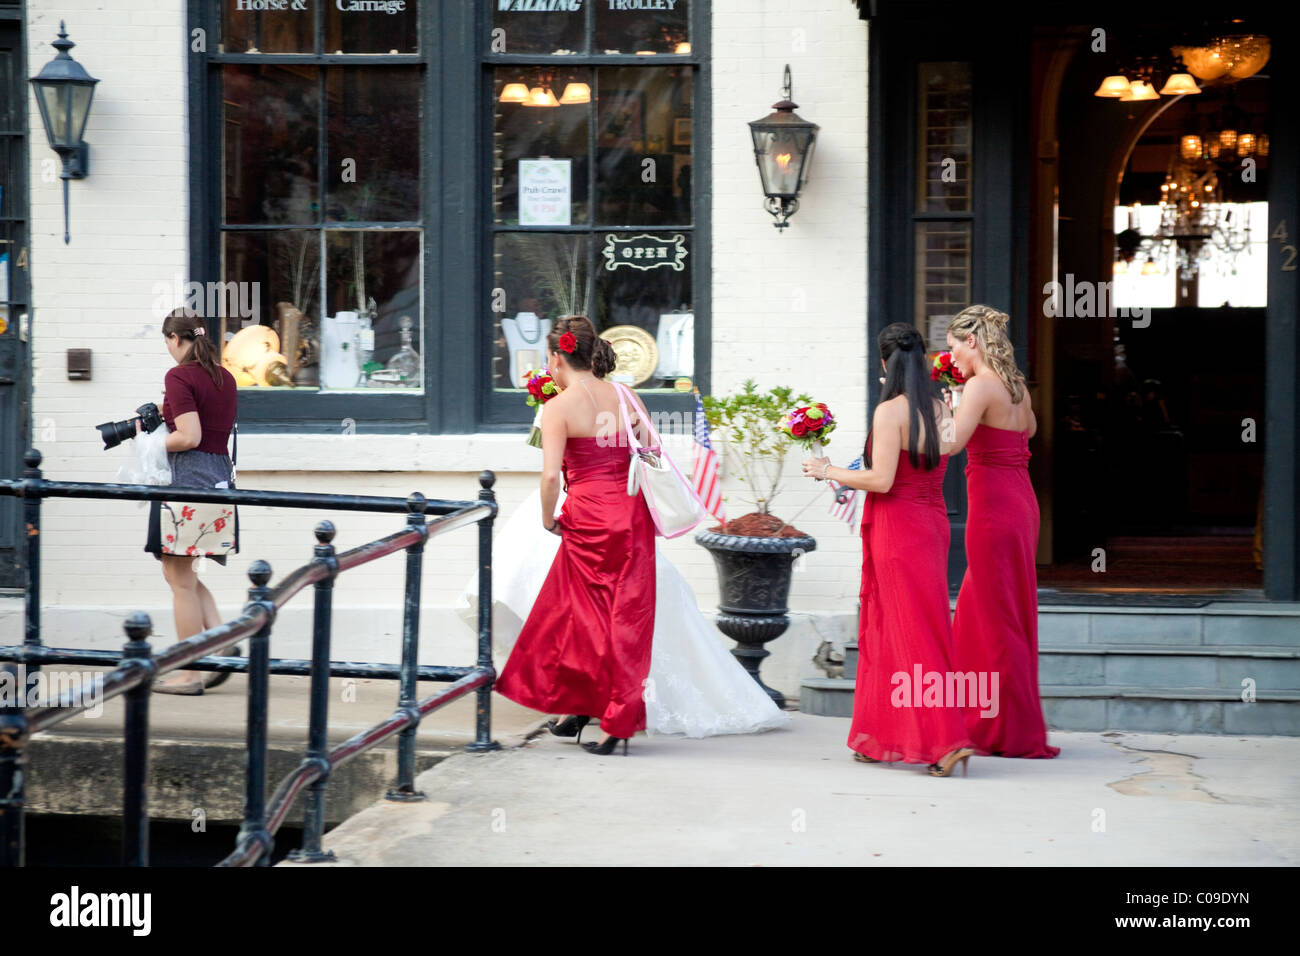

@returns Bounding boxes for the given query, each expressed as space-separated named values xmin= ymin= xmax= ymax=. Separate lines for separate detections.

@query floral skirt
xmin=144 ymin=450 xmax=238 ymax=564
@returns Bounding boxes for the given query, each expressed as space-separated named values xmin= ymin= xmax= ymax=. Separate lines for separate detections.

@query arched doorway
xmin=1039 ymin=23 xmax=1273 ymax=595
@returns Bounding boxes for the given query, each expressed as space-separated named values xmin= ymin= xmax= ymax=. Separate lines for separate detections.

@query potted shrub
xmin=697 ymin=379 xmax=819 ymax=707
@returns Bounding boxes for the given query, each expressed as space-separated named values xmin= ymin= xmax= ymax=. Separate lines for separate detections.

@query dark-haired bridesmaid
xmin=945 ymin=305 xmax=1059 ymax=758
xmin=495 ymin=315 xmax=657 ymax=756
xmin=804 ymin=323 xmax=973 ymax=777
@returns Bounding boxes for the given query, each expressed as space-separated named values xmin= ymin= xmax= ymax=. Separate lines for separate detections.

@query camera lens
xmin=95 ymin=418 xmax=139 ymax=450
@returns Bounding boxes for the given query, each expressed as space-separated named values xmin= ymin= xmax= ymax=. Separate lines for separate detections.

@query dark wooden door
xmin=0 ymin=17 xmax=29 ymax=587
xmin=867 ymin=11 xmax=1027 ymax=591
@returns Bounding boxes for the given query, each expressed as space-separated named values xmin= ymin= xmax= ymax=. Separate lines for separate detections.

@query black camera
xmin=95 ymin=402 xmax=164 ymax=450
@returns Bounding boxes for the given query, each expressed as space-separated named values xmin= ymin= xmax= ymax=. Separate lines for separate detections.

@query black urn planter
xmin=695 ymin=527 xmax=817 ymax=708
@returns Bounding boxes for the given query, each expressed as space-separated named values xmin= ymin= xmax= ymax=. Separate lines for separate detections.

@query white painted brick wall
xmin=16 ymin=1 xmax=870 ymax=698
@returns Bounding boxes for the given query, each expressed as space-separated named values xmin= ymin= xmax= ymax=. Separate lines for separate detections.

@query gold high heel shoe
xmin=853 ymin=752 xmax=881 ymax=763
xmin=928 ymin=747 xmax=974 ymax=777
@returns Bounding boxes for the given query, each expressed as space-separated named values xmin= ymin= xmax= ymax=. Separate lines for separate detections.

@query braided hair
xmin=947 ymin=304 xmax=1026 ymax=404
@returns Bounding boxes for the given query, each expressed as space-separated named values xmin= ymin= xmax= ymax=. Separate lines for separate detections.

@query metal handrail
xmin=0 ymin=448 xmax=500 ymax=867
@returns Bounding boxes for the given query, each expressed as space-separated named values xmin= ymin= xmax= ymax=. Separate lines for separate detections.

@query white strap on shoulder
xmin=613 ymin=382 xmax=661 ymax=448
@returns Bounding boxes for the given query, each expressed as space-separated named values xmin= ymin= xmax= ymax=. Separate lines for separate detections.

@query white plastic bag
xmin=117 ymin=427 xmax=171 ymax=485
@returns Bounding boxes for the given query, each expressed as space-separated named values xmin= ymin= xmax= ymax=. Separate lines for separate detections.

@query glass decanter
xmin=386 ymin=315 xmax=421 ymax=385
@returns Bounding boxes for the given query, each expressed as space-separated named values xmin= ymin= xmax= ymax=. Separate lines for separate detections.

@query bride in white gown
xmin=459 ymin=487 xmax=790 ymax=738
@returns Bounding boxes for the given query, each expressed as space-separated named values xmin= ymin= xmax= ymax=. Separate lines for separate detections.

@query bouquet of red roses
xmin=930 ymin=351 xmax=967 ymax=389
xmin=781 ymin=402 xmax=836 ymax=459
xmin=522 ymin=368 xmax=559 ymax=447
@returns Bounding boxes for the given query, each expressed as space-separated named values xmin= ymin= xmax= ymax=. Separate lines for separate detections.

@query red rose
xmin=527 ymin=379 xmax=543 ymax=398
xmin=791 ymin=421 xmax=808 ymax=437
xmin=558 ymin=331 xmax=577 ymax=353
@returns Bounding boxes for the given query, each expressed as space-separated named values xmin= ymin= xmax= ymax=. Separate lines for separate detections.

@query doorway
xmin=1041 ymin=22 xmax=1271 ymax=594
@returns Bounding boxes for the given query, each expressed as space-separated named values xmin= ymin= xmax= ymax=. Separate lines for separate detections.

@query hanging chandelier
xmin=1171 ymin=34 xmax=1270 ymax=84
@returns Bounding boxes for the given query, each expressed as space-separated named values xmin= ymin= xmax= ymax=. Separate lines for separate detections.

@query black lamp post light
xmin=30 ymin=21 xmax=99 ymax=244
xmin=748 ymin=64 xmax=819 ymax=231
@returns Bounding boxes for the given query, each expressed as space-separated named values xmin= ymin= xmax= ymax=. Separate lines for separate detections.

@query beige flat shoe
xmin=152 ymin=672 xmax=205 ymax=695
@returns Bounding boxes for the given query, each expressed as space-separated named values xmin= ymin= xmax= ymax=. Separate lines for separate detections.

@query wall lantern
xmin=30 ymin=22 xmax=99 ymax=244
xmin=748 ymin=65 xmax=819 ymax=230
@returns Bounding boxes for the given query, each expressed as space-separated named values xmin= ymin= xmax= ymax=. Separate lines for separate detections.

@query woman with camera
xmin=145 ymin=308 xmax=239 ymax=695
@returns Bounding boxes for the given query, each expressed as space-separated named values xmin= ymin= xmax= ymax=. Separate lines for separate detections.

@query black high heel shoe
xmin=581 ymin=735 xmax=629 ymax=756
xmin=546 ymin=715 xmax=591 ymax=740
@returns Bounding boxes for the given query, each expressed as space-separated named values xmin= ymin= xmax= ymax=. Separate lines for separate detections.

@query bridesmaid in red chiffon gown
xmin=805 ymin=324 xmax=973 ymax=777
xmin=946 ymin=305 xmax=1059 ymax=758
xmin=495 ymin=316 xmax=656 ymax=755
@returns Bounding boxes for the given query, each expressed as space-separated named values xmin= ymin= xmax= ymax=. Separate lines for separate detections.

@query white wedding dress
xmin=457 ymin=488 xmax=790 ymax=737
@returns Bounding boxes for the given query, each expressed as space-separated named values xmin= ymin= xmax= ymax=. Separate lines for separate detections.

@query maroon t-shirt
xmin=162 ymin=363 xmax=238 ymax=455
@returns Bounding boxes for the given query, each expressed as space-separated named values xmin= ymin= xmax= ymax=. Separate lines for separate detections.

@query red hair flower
xmin=558 ymin=331 xmax=577 ymax=354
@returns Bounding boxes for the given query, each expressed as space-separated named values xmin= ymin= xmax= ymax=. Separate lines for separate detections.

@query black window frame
xmin=480 ymin=0 xmax=711 ymax=428
xmin=189 ymin=1 xmax=709 ymax=434
xmin=188 ymin=0 xmax=469 ymax=434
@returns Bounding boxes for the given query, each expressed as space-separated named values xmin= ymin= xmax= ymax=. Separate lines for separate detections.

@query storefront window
xmin=218 ymin=56 xmax=422 ymax=392
xmin=489 ymin=20 xmax=699 ymax=401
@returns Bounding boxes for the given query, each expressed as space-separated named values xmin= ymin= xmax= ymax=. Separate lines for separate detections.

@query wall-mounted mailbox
xmin=67 ymin=348 xmax=92 ymax=381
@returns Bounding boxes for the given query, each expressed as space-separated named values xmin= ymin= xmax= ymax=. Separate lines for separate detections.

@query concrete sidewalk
xmin=281 ymin=711 xmax=1300 ymax=866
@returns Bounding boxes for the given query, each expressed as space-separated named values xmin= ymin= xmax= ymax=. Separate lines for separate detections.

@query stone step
xmin=1037 ymin=602 xmax=1300 ymax=647
xmin=798 ymin=677 xmax=854 ymax=718
xmin=1040 ymin=685 xmax=1300 ymax=735
xmin=798 ymin=677 xmax=1300 ymax=734
xmin=1039 ymin=643 xmax=1300 ymax=690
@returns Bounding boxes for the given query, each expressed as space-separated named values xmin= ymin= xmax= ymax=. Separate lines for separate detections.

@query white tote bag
xmin=613 ymin=382 xmax=709 ymax=538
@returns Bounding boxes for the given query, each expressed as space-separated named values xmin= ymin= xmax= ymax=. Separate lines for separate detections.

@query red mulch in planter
xmin=709 ymin=511 xmax=810 ymax=539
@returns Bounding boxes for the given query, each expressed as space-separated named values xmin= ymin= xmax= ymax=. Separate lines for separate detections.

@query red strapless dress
xmin=495 ymin=435 xmax=657 ymax=739
xmin=849 ymin=448 xmax=972 ymax=764
xmin=951 ymin=425 xmax=1059 ymax=757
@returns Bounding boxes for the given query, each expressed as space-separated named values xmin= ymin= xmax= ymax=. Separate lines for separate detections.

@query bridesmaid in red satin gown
xmin=946 ymin=305 xmax=1059 ymax=758
xmin=495 ymin=316 xmax=656 ymax=755
xmin=805 ymin=324 xmax=974 ymax=777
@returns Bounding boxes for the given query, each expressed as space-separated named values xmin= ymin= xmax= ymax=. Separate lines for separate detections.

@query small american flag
xmin=691 ymin=390 xmax=726 ymax=523
xmin=827 ymin=455 xmax=863 ymax=529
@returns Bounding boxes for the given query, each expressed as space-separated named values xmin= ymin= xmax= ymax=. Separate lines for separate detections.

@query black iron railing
xmin=0 ymin=449 xmax=499 ymax=867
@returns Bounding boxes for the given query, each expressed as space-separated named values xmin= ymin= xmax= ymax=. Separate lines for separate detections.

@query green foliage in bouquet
xmin=701 ymin=379 xmax=813 ymax=517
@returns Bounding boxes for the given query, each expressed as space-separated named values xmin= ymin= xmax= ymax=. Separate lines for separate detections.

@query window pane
xmin=326 ymin=0 xmax=419 ymax=54
xmin=595 ymin=0 xmax=690 ymax=55
xmin=916 ymin=62 xmax=971 ymax=213
xmin=491 ymin=233 xmax=590 ymax=390
xmin=492 ymin=0 xmax=586 ymax=55
xmin=221 ymin=229 xmax=422 ymax=391
xmin=594 ymin=231 xmax=692 ymax=388
xmin=324 ymin=230 xmax=423 ymax=387
xmin=221 ymin=229 xmax=320 ymax=386
xmin=493 ymin=68 xmax=591 ymax=226
xmin=221 ymin=0 xmax=315 ymax=54
xmin=223 ymin=65 xmax=320 ymax=225
xmin=595 ymin=67 xmax=692 ymax=226
xmin=914 ymin=221 xmax=970 ymax=347
xmin=325 ymin=68 xmax=421 ymax=223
